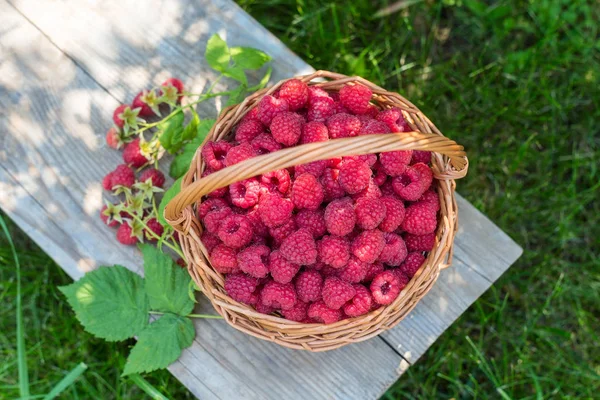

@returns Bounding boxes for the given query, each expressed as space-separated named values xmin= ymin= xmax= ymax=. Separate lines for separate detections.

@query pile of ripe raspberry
xmin=200 ymin=79 xmax=439 ymax=324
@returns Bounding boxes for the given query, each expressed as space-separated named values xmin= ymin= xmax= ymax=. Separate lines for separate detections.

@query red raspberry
xmin=308 ymin=300 xmax=342 ymax=324
xmin=301 ymin=121 xmax=329 ymax=144
xmin=107 ymin=164 xmax=135 ymax=189
xmin=364 ymin=262 xmax=385 ymax=282
xmin=351 ymin=229 xmax=385 ymax=263
xmin=295 ymin=209 xmax=327 ymax=238
xmin=225 ymin=274 xmax=259 ymax=304
xmin=379 ymin=196 xmax=406 ymax=232
xmin=337 ymin=256 xmax=370 ymax=283
xmin=200 ymin=231 xmax=221 ymax=253
xmin=251 ymin=133 xmax=282 ymax=155
xmin=258 ymin=193 xmax=293 ymax=228
xmin=229 ymin=178 xmax=260 ymax=209
xmin=370 ymin=270 xmax=402 ymax=305
xmin=373 ymin=162 xmax=387 ymax=186
xmin=322 ymin=277 xmax=356 ymax=309
xmin=318 ymin=235 xmax=350 ymax=269
xmin=269 ymin=218 xmax=297 ymax=246
xmin=380 ymin=180 xmax=395 ymax=196
xmin=351 ymin=178 xmax=382 ymax=201
xmin=281 ymin=301 xmax=308 ymax=321
xmin=100 ymin=205 xmax=119 ymax=227
xmin=106 ymin=127 xmax=121 ymax=149
xmin=320 ymin=264 xmax=341 ymax=278
xmin=225 ymin=142 xmax=255 ymax=167
xmin=132 ymin=91 xmax=154 ymax=117
xmin=291 ymin=173 xmax=324 ymax=210
xmin=116 ymin=223 xmax=138 ymax=245
xmin=260 ymin=280 xmax=297 ymax=310
xmin=412 ymin=162 xmax=433 ymax=192
xmin=401 ymin=201 xmax=438 ymax=235
xmin=355 ymin=198 xmax=387 ymax=229
xmin=203 ymin=207 xmax=232 ymax=233
xmin=307 ymin=86 xmax=331 ymax=104
xmin=306 ymin=260 xmax=325 ymax=271
xmin=378 ymin=232 xmax=407 ymax=266
xmin=411 ymin=150 xmax=431 ymax=165
xmin=123 ymin=138 xmax=148 ymax=168
xmin=269 ymin=250 xmax=301 ymax=284
xmin=278 ymin=79 xmax=309 ymax=111
xmin=324 ymin=197 xmax=356 ymax=236
xmin=343 ymin=284 xmax=373 ymax=317
xmin=260 ymin=169 xmax=291 ymax=195
xmin=339 ymin=84 xmax=372 ymax=114
xmin=326 ymin=113 xmax=361 ymax=138
xmin=241 ymin=107 xmax=260 ymax=124
xmin=380 ymin=150 xmax=412 ymax=176
xmin=112 ymin=104 xmax=128 ymax=128
xmin=338 ymin=159 xmax=371 ymax=194
xmin=377 ymin=107 xmax=408 ymax=132
xmin=270 ymin=111 xmax=303 ymax=146
xmin=161 ymin=78 xmax=184 ymax=102
xmin=139 ymin=168 xmax=165 ymax=188
xmin=399 ymin=252 xmax=426 ymax=278
xmin=280 ymin=228 xmax=318 ymax=265
xmin=418 ymin=189 xmax=440 ymax=212
xmin=294 ymin=160 xmax=328 ymax=178
xmin=198 ymin=198 xmax=229 ymax=219
xmin=404 ymin=232 xmax=436 ymax=252
xmin=145 ymin=218 xmax=164 ymax=240
xmin=359 ymin=119 xmax=390 ymax=135
xmin=245 ymin=207 xmax=269 ymax=237
xmin=320 ymin=168 xmax=345 ymax=201
xmin=202 ymin=141 xmax=233 ymax=171
xmin=235 ymin=119 xmax=264 ymax=142
xmin=307 ymin=97 xmax=336 ymax=122
xmin=344 ymin=153 xmax=378 ymax=167
xmin=217 ymin=214 xmax=253 ymax=248
xmin=237 ymin=244 xmax=270 ymax=278
xmin=210 ymin=244 xmax=239 ymax=273
xmin=392 ymin=167 xmax=421 ymax=201
xmin=257 ymin=95 xmax=289 ymax=126
xmin=295 ymin=270 xmax=323 ymax=303
xmin=365 ymin=105 xmax=380 ymax=118
xmin=255 ymin=301 xmax=276 ymax=314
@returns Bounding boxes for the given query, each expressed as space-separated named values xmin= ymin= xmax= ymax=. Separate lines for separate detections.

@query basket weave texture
xmin=165 ymin=71 xmax=468 ymax=351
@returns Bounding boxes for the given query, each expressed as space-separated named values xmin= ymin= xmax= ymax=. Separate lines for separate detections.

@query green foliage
xmin=157 ymin=110 xmax=185 ymax=154
xmin=170 ymin=119 xmax=215 ymax=179
xmin=158 ymin=176 xmax=183 ymax=226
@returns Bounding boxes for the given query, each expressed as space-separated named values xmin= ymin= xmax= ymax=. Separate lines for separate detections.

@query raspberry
xmin=295 ymin=209 xmax=327 ymax=238
xmin=280 ymin=229 xmax=318 ymax=265
xmin=392 ymin=167 xmax=421 ymax=201
xmin=229 ymin=178 xmax=260 ymax=209
xmin=378 ymin=233 xmax=407 ymax=266
xmin=411 ymin=150 xmax=431 ymax=165
xmin=161 ymin=78 xmax=184 ymax=102
xmin=326 ymin=113 xmax=361 ymax=138
xmin=295 ymin=270 xmax=323 ymax=303
xmin=351 ymin=178 xmax=382 ymax=201
xmin=412 ymin=162 xmax=434 ymax=192
xmin=203 ymin=207 xmax=232 ymax=233
xmin=123 ymin=138 xmax=148 ymax=168
xmin=217 ymin=214 xmax=253 ymax=248
xmin=324 ymin=197 xmax=356 ymax=236
xmin=294 ymin=160 xmax=328 ymax=178
xmin=244 ymin=206 xmax=269 ymax=237
xmin=291 ymin=173 xmax=324 ymax=210
xmin=373 ymin=162 xmax=387 ymax=186
xmin=270 ymin=111 xmax=304 ymax=146
xmin=269 ymin=250 xmax=301 ymax=283
xmin=202 ymin=141 xmax=233 ymax=171
xmin=307 ymin=300 xmax=342 ymax=324
xmin=355 ymin=198 xmax=387 ymax=229
xmin=257 ymin=95 xmax=289 ymax=126
xmin=417 ymin=189 xmax=440 ymax=212
xmin=260 ymin=280 xmax=297 ymax=310
xmin=278 ymin=79 xmax=309 ymax=111
xmin=100 ymin=205 xmax=119 ymax=227
xmin=379 ymin=196 xmax=406 ymax=232
xmin=281 ymin=301 xmax=308 ymax=321
xmin=145 ymin=218 xmax=164 ymax=240
xmin=237 ymin=244 xmax=270 ymax=278
xmin=365 ymin=105 xmax=380 ymax=118
xmin=320 ymin=168 xmax=345 ymax=201
xmin=108 ymin=164 xmax=135 ymax=189
xmin=132 ymin=91 xmax=154 ymax=117
xmin=359 ymin=119 xmax=390 ymax=135
xmin=198 ymin=198 xmax=229 ymax=219
xmin=399 ymin=252 xmax=426 ymax=278
xmin=401 ymin=201 xmax=438 ymax=235
xmin=225 ymin=142 xmax=255 ymax=167
xmin=307 ymin=97 xmax=336 ymax=122
xmin=344 ymin=153 xmax=378 ymax=167
xmin=370 ymin=270 xmax=402 ymax=305
xmin=333 ymin=101 xmax=349 ymax=114
xmin=210 ymin=244 xmax=239 ymax=273
xmin=260 ymin=169 xmax=291 ymax=195
xmin=380 ymin=180 xmax=395 ymax=196
xmin=301 ymin=121 xmax=329 ymax=144
xmin=269 ymin=218 xmax=297 ymax=246
xmin=139 ymin=168 xmax=165 ymax=188
xmin=251 ymin=133 xmax=282 ymax=155
xmin=201 ymin=231 xmax=221 ymax=253
xmin=364 ymin=262 xmax=385 ymax=282
xmin=318 ymin=235 xmax=350 ymax=269
xmin=377 ymin=107 xmax=408 ymax=132
xmin=241 ymin=107 xmax=260 ymax=124
xmin=116 ymin=223 xmax=138 ymax=245
xmin=235 ymin=119 xmax=264 ymax=142
xmin=307 ymin=86 xmax=331 ymax=104
xmin=255 ymin=301 xmax=276 ymax=314
xmin=322 ymin=277 xmax=356 ymax=309
xmin=112 ymin=105 xmax=128 ymax=128
xmin=258 ymin=193 xmax=293 ymax=228
xmin=339 ymin=84 xmax=372 ymax=114
xmin=404 ymin=232 xmax=436 ymax=252
xmin=106 ymin=127 xmax=121 ymax=149
xmin=380 ymin=150 xmax=412 ymax=176
xmin=343 ymin=284 xmax=373 ymax=317
xmin=225 ymin=274 xmax=259 ymax=304
xmin=338 ymin=159 xmax=371 ymax=194
xmin=351 ymin=229 xmax=385 ymax=263
xmin=337 ymin=256 xmax=370 ymax=283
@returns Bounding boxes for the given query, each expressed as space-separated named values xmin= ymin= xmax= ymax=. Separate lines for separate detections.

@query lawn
xmin=1 ymin=0 xmax=599 ymax=398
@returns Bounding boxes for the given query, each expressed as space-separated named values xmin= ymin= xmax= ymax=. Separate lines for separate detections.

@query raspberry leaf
xmin=169 ymin=119 xmax=215 ymax=179
xmin=58 ymin=266 xmax=149 ymax=341
xmin=181 ymin=110 xmax=200 ymax=142
xmin=157 ymin=176 xmax=183 ymax=226
xmin=225 ymin=84 xmax=247 ymax=107
xmin=141 ymin=244 xmax=194 ymax=316
xmin=230 ymin=46 xmax=271 ymax=70
xmin=223 ymin=66 xmax=247 ymax=85
xmin=158 ymin=110 xmax=185 ymax=154
xmin=122 ymin=313 xmax=194 ymax=376
xmin=205 ymin=34 xmax=230 ymax=72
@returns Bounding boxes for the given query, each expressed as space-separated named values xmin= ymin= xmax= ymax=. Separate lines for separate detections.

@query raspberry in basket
xmin=291 ymin=173 xmax=324 ymax=210
xmin=404 ymin=232 xmax=436 ymax=252
xmin=378 ymin=232 xmax=408 ymax=266
xmin=399 ymin=252 xmax=426 ymax=278
xmin=225 ymin=142 xmax=255 ymax=167
xmin=338 ymin=159 xmax=371 ymax=194
xmin=258 ymin=193 xmax=293 ymax=228
xmin=337 ymin=256 xmax=369 ymax=283
xmin=270 ymin=111 xmax=304 ymax=146
xmin=326 ymin=113 xmax=361 ymax=138
xmin=379 ymin=196 xmax=406 ymax=232
xmin=235 ymin=118 xmax=264 ymax=143
xmin=280 ymin=228 xmax=318 ymax=265
xmin=229 ymin=178 xmax=261 ymax=209
xmin=269 ymin=250 xmax=301 ymax=284
xmin=301 ymin=121 xmax=329 ymax=143
xmin=260 ymin=169 xmax=291 ymax=195
xmin=294 ymin=160 xmax=328 ymax=178
xmin=210 ymin=244 xmax=239 ymax=274
xmin=295 ymin=209 xmax=327 ymax=238
xmin=322 ymin=277 xmax=356 ymax=310
xmin=377 ymin=107 xmax=408 ymax=133
xmin=295 ymin=270 xmax=323 ymax=303
xmin=225 ymin=273 xmax=259 ymax=304
xmin=257 ymin=95 xmax=289 ymax=126
xmin=278 ymin=79 xmax=309 ymax=111
xmin=217 ymin=214 xmax=253 ymax=248
xmin=251 ymin=133 xmax=282 ymax=155
xmin=324 ymin=197 xmax=356 ymax=236
xmin=370 ymin=270 xmax=402 ymax=305
xmin=339 ymin=83 xmax=372 ymax=115
xmin=343 ymin=284 xmax=373 ymax=317
xmin=281 ymin=301 xmax=308 ymax=322
xmin=198 ymin=198 xmax=229 ymax=219
xmin=269 ymin=218 xmax=297 ymax=246
xmin=260 ymin=280 xmax=297 ymax=310
xmin=307 ymin=300 xmax=342 ymax=324
xmin=318 ymin=235 xmax=350 ymax=269
xmin=380 ymin=150 xmax=412 ymax=177
xmin=202 ymin=141 xmax=233 ymax=171
xmin=355 ymin=198 xmax=387 ymax=230
xmin=401 ymin=201 xmax=438 ymax=235
xmin=351 ymin=229 xmax=385 ymax=264
xmin=237 ymin=244 xmax=270 ymax=278
xmin=321 ymin=168 xmax=345 ymax=201
xmin=307 ymin=97 xmax=335 ymax=122
xmin=418 ymin=189 xmax=440 ymax=212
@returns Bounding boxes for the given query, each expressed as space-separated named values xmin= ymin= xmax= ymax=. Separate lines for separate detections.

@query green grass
xmin=2 ymin=0 xmax=599 ymax=398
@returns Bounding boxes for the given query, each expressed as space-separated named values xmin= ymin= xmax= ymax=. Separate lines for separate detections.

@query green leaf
xmin=205 ymin=34 xmax=230 ymax=72
xmin=43 ymin=362 xmax=87 ymax=400
xmin=182 ymin=110 xmax=200 ymax=142
xmin=140 ymin=244 xmax=194 ymax=316
xmin=230 ymin=46 xmax=271 ymax=70
xmin=59 ymin=266 xmax=149 ymax=341
xmin=169 ymin=151 xmax=195 ymax=179
xmin=158 ymin=111 xmax=185 ymax=153
xmin=248 ymin=66 xmax=272 ymax=91
xmin=197 ymin=119 xmax=215 ymax=142
xmin=122 ymin=314 xmax=194 ymax=376
xmin=223 ymin=66 xmax=247 ymax=85
xmin=225 ymin=84 xmax=247 ymax=107
xmin=158 ymin=176 xmax=183 ymax=226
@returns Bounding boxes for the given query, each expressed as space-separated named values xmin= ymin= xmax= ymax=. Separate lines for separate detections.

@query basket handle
xmin=164 ymin=131 xmax=467 ymax=229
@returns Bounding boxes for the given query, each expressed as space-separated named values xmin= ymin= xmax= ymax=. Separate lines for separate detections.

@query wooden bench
xmin=0 ymin=0 xmax=523 ymax=398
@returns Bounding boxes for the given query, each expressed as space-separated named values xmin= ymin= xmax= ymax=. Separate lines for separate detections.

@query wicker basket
xmin=164 ymin=70 xmax=468 ymax=351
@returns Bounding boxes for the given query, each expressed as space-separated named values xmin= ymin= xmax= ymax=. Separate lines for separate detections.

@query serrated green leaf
xmin=158 ymin=176 xmax=183 ymax=226
xmin=225 ymin=85 xmax=247 ymax=107
xmin=197 ymin=119 xmax=215 ymax=142
xmin=169 ymin=152 xmax=194 ymax=179
xmin=59 ymin=266 xmax=149 ymax=341
xmin=223 ymin=66 xmax=247 ymax=85
xmin=230 ymin=46 xmax=271 ymax=70
xmin=158 ymin=111 xmax=185 ymax=153
xmin=122 ymin=314 xmax=194 ymax=376
xmin=182 ymin=110 xmax=200 ymax=142
xmin=205 ymin=34 xmax=230 ymax=72
xmin=140 ymin=244 xmax=194 ymax=316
